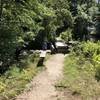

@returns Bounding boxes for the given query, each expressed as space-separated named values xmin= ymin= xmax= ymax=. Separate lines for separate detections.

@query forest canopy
xmin=0 ymin=0 xmax=99 ymax=70
xmin=0 ymin=0 xmax=100 ymax=99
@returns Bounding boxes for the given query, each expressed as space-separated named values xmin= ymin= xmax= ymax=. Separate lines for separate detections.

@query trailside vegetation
xmin=56 ymin=0 xmax=100 ymax=99
xmin=0 ymin=0 xmax=100 ymax=99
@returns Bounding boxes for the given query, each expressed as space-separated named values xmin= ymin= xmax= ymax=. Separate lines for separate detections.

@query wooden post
xmin=37 ymin=50 xmax=46 ymax=66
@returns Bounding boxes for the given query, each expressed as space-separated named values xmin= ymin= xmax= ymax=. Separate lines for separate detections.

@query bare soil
xmin=16 ymin=54 xmax=65 ymax=100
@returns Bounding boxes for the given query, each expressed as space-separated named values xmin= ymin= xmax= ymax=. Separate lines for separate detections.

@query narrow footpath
xmin=16 ymin=54 xmax=65 ymax=100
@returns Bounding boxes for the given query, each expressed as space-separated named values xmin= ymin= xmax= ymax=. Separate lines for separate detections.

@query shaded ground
xmin=16 ymin=54 xmax=65 ymax=100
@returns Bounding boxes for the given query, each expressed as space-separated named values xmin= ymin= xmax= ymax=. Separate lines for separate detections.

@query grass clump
xmin=57 ymin=41 xmax=100 ymax=100
xmin=0 ymin=52 xmax=42 ymax=100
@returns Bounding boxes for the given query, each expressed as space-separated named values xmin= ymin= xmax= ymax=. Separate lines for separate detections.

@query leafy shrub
xmin=0 ymin=53 xmax=39 ymax=100
xmin=94 ymin=55 xmax=100 ymax=81
xmin=0 ymin=26 xmax=18 ymax=73
xmin=82 ymin=41 xmax=100 ymax=58
xmin=58 ymin=54 xmax=100 ymax=99
xmin=72 ymin=41 xmax=100 ymax=58
xmin=71 ymin=41 xmax=100 ymax=81
xmin=60 ymin=28 xmax=72 ymax=42
xmin=0 ymin=81 xmax=6 ymax=93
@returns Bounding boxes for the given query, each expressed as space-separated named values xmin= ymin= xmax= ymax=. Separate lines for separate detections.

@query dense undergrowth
xmin=0 ymin=0 xmax=99 ymax=99
xmin=57 ymin=41 xmax=100 ymax=99
xmin=0 ymin=52 xmax=43 ymax=100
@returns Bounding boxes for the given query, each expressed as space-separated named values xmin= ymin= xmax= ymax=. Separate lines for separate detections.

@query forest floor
xmin=16 ymin=54 xmax=65 ymax=100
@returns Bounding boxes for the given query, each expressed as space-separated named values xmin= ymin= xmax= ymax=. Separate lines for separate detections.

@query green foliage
xmin=0 ymin=27 xmax=17 ymax=67
xmin=71 ymin=41 xmax=100 ymax=81
xmin=0 ymin=0 xmax=57 ymax=70
xmin=0 ymin=1 xmax=99 ymax=100
xmin=93 ymin=54 xmax=100 ymax=62
xmin=81 ymin=41 xmax=100 ymax=59
xmin=60 ymin=28 xmax=72 ymax=42
xmin=42 ymin=0 xmax=73 ymax=30
xmin=72 ymin=41 xmax=100 ymax=58
xmin=0 ymin=52 xmax=40 ymax=100
xmin=72 ymin=0 xmax=99 ymax=40
xmin=58 ymin=54 xmax=100 ymax=99
xmin=2 ymin=0 xmax=99 ymax=70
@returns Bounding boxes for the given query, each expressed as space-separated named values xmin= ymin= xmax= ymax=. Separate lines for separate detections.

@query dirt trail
xmin=16 ymin=54 xmax=65 ymax=100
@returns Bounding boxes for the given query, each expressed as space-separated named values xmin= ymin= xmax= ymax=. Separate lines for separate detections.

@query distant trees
xmin=0 ymin=0 xmax=58 ymax=71
xmin=0 ymin=0 xmax=99 ymax=72
xmin=0 ymin=0 xmax=53 ymax=70
xmin=71 ymin=0 xmax=99 ymax=40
